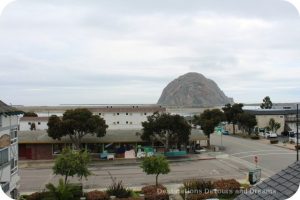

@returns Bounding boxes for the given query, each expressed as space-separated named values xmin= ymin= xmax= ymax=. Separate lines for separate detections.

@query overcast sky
xmin=0 ymin=0 xmax=300 ymax=106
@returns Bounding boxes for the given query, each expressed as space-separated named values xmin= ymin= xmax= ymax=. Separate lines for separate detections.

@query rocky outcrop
xmin=157 ymin=72 xmax=233 ymax=107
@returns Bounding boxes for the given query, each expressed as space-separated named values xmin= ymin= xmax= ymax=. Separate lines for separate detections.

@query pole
xmin=297 ymin=104 xmax=299 ymax=161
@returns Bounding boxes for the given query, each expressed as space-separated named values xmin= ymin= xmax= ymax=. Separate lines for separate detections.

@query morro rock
xmin=157 ymin=72 xmax=233 ymax=107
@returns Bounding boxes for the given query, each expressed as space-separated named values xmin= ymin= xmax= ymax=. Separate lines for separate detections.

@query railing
xmin=10 ymin=129 xmax=17 ymax=144
xmin=0 ymin=182 xmax=9 ymax=193
xmin=11 ymin=167 xmax=17 ymax=175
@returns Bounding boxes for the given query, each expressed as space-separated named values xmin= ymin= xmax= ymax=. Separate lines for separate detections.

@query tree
xmin=222 ymin=103 xmax=244 ymax=134
xmin=140 ymin=155 xmax=170 ymax=186
xmin=260 ymin=96 xmax=273 ymax=109
xmin=193 ymin=109 xmax=225 ymax=147
xmin=268 ymin=118 xmax=281 ymax=133
xmin=23 ymin=112 xmax=38 ymax=117
xmin=141 ymin=112 xmax=191 ymax=150
xmin=237 ymin=113 xmax=257 ymax=135
xmin=47 ymin=108 xmax=108 ymax=149
xmin=53 ymin=147 xmax=91 ymax=184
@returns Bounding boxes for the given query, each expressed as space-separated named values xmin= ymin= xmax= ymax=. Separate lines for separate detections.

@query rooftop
xmin=0 ymin=100 xmax=24 ymax=116
xmin=235 ymin=161 xmax=300 ymax=200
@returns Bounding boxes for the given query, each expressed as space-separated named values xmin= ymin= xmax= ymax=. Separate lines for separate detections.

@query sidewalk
xmin=19 ymin=152 xmax=216 ymax=169
xmin=258 ymin=138 xmax=296 ymax=151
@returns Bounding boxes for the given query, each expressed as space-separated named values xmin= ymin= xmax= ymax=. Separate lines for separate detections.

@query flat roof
xmin=18 ymin=129 xmax=207 ymax=144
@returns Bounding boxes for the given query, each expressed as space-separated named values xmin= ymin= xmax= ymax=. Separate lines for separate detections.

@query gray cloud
xmin=0 ymin=0 xmax=299 ymax=105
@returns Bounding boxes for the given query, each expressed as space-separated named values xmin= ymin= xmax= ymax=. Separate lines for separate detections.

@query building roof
xmin=16 ymin=105 xmax=166 ymax=113
xmin=244 ymin=109 xmax=298 ymax=116
xmin=18 ymin=129 xmax=207 ymax=144
xmin=0 ymin=100 xmax=24 ymax=115
xmin=235 ymin=161 xmax=300 ymax=200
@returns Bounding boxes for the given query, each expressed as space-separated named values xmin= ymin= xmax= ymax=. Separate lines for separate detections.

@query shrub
xmin=106 ymin=180 xmax=132 ymax=198
xmin=86 ymin=190 xmax=109 ymax=200
xmin=186 ymin=193 xmax=217 ymax=200
xmin=213 ymin=179 xmax=240 ymax=198
xmin=25 ymin=192 xmax=52 ymax=200
xmin=141 ymin=185 xmax=169 ymax=200
xmin=180 ymin=179 xmax=214 ymax=200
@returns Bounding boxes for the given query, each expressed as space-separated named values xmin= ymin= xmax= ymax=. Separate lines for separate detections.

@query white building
xmin=0 ymin=101 xmax=22 ymax=199
xmin=19 ymin=105 xmax=166 ymax=131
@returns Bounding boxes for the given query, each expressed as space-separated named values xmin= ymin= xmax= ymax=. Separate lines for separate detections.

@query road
xmin=19 ymin=134 xmax=297 ymax=193
xmin=19 ymin=158 xmax=251 ymax=193
xmin=210 ymin=133 xmax=297 ymax=175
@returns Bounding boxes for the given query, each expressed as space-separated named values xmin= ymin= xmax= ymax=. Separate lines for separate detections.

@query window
xmin=38 ymin=122 xmax=41 ymax=125
xmin=144 ymin=113 xmax=147 ymax=115
xmin=126 ymin=113 xmax=128 ymax=115
xmin=126 ymin=121 xmax=128 ymax=124
xmin=117 ymin=121 xmax=119 ymax=124
xmin=117 ymin=113 xmax=120 ymax=115
xmin=99 ymin=113 xmax=101 ymax=116
xmin=52 ymin=144 xmax=72 ymax=154
xmin=0 ymin=148 xmax=9 ymax=166
xmin=10 ymin=158 xmax=17 ymax=174
xmin=28 ymin=122 xmax=31 ymax=125
xmin=10 ymin=129 xmax=17 ymax=144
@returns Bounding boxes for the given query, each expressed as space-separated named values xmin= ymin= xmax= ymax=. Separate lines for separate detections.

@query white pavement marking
xmin=238 ymin=152 xmax=296 ymax=159
xmin=231 ymin=150 xmax=292 ymax=156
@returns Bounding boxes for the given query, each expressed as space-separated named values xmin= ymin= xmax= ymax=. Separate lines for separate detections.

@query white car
xmin=265 ymin=132 xmax=278 ymax=139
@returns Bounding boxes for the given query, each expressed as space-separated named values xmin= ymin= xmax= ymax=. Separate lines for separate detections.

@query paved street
xmin=210 ymin=133 xmax=297 ymax=175
xmin=19 ymin=134 xmax=298 ymax=193
xmin=19 ymin=158 xmax=251 ymax=193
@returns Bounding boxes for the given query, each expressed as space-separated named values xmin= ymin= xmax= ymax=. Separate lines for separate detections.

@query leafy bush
xmin=25 ymin=192 xmax=53 ymax=200
xmin=185 ymin=193 xmax=217 ymax=200
xmin=180 ymin=179 xmax=214 ymax=200
xmin=141 ymin=185 xmax=169 ymax=200
xmin=106 ymin=180 xmax=132 ymax=198
xmin=213 ymin=179 xmax=240 ymax=198
xmin=86 ymin=190 xmax=109 ymax=200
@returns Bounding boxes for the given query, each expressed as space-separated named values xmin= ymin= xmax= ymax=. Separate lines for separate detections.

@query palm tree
xmin=45 ymin=179 xmax=74 ymax=200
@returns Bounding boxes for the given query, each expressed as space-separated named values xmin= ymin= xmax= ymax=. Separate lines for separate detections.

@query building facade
xmin=17 ymin=105 xmax=207 ymax=160
xmin=0 ymin=101 xmax=22 ymax=199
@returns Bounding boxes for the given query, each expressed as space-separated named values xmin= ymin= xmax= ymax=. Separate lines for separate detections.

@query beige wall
xmin=256 ymin=115 xmax=285 ymax=133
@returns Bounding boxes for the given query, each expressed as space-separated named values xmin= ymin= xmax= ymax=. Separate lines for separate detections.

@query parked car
xmin=222 ymin=130 xmax=229 ymax=135
xmin=194 ymin=147 xmax=207 ymax=154
xmin=265 ymin=132 xmax=278 ymax=139
xmin=289 ymin=131 xmax=300 ymax=143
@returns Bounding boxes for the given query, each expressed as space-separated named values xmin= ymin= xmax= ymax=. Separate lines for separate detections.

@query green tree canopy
xmin=47 ymin=108 xmax=108 ymax=149
xmin=23 ymin=112 xmax=38 ymax=117
xmin=268 ymin=118 xmax=281 ymax=133
xmin=260 ymin=96 xmax=273 ymax=109
xmin=141 ymin=112 xmax=191 ymax=150
xmin=53 ymin=147 xmax=91 ymax=184
xmin=193 ymin=109 xmax=225 ymax=147
xmin=140 ymin=155 xmax=170 ymax=186
xmin=222 ymin=103 xmax=244 ymax=134
xmin=237 ymin=113 xmax=257 ymax=135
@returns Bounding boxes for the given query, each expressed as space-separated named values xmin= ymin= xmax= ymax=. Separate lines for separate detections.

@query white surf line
xmin=238 ymin=152 xmax=296 ymax=159
xmin=231 ymin=150 xmax=289 ymax=156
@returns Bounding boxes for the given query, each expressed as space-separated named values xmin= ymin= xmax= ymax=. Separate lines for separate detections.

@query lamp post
xmin=297 ymin=104 xmax=299 ymax=161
